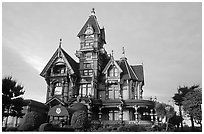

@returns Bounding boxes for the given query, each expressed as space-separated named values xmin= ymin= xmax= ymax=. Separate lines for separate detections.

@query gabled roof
xmin=77 ymin=15 xmax=101 ymax=37
xmin=116 ymin=59 xmax=138 ymax=82
xmin=131 ymin=65 xmax=144 ymax=82
xmin=102 ymin=56 xmax=123 ymax=74
xmin=45 ymin=96 xmax=65 ymax=106
xmin=61 ymin=49 xmax=79 ymax=76
xmin=40 ymin=47 xmax=79 ymax=77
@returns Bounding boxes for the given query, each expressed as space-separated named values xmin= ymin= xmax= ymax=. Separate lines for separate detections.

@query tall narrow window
xmin=80 ymin=83 xmax=92 ymax=97
xmin=54 ymin=82 xmax=62 ymax=95
xmin=108 ymin=66 xmax=118 ymax=77
xmin=108 ymin=85 xmax=119 ymax=99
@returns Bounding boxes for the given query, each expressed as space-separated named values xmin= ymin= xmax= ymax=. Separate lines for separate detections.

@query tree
xmin=172 ymin=85 xmax=200 ymax=130
xmin=2 ymin=76 xmax=25 ymax=127
xmin=71 ymin=110 xmax=88 ymax=131
xmin=10 ymin=97 xmax=25 ymax=126
xmin=155 ymin=102 xmax=167 ymax=121
xmin=182 ymin=88 xmax=202 ymax=128
xmin=155 ymin=102 xmax=175 ymax=131
xmin=169 ymin=113 xmax=183 ymax=128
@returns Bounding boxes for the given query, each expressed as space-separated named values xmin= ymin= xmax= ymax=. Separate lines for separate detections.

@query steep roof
xmin=77 ymin=15 xmax=101 ymax=37
xmin=40 ymin=47 xmax=79 ymax=77
xmin=131 ymin=65 xmax=144 ymax=82
xmin=116 ymin=59 xmax=138 ymax=82
xmin=102 ymin=56 xmax=122 ymax=74
xmin=61 ymin=49 xmax=79 ymax=76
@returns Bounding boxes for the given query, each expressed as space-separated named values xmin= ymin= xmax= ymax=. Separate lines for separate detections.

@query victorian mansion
xmin=40 ymin=9 xmax=156 ymax=125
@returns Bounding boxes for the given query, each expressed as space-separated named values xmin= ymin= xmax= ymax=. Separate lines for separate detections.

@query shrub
xmin=71 ymin=110 xmax=88 ymax=131
xmin=18 ymin=111 xmax=47 ymax=131
xmin=117 ymin=126 xmax=130 ymax=132
xmin=97 ymin=127 xmax=110 ymax=132
xmin=5 ymin=127 xmax=18 ymax=131
xmin=129 ymin=125 xmax=146 ymax=132
xmin=38 ymin=123 xmax=53 ymax=131
xmin=117 ymin=125 xmax=147 ymax=132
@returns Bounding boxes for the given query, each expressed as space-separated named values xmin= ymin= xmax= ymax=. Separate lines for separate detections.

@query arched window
xmin=53 ymin=62 xmax=66 ymax=75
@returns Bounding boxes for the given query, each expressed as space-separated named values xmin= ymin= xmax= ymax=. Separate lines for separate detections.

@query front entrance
xmin=48 ymin=105 xmax=69 ymax=127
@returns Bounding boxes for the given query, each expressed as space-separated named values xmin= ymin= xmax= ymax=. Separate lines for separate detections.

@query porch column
xmin=150 ymin=109 xmax=154 ymax=121
xmin=133 ymin=105 xmax=139 ymax=123
xmin=118 ymin=105 xmax=123 ymax=123
xmin=134 ymin=82 xmax=138 ymax=100
xmin=87 ymin=104 xmax=92 ymax=121
xmin=98 ymin=107 xmax=102 ymax=121
xmin=154 ymin=108 xmax=158 ymax=123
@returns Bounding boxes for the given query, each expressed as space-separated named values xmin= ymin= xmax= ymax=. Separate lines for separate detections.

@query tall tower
xmin=75 ymin=8 xmax=109 ymax=99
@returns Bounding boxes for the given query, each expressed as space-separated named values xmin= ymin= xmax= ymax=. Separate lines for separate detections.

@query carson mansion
xmin=40 ymin=9 xmax=156 ymax=126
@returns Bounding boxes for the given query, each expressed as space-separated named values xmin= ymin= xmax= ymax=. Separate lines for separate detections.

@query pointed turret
xmin=77 ymin=8 xmax=101 ymax=37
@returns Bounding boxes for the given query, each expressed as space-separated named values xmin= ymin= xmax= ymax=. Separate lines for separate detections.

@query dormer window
xmin=108 ymin=66 xmax=118 ymax=77
xmin=53 ymin=62 xmax=66 ymax=75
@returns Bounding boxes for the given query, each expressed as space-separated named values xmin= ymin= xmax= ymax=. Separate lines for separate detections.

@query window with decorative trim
xmin=83 ymin=63 xmax=92 ymax=69
xmin=79 ymin=83 xmax=92 ymax=97
xmin=109 ymin=110 xmax=119 ymax=121
xmin=85 ymin=52 xmax=92 ymax=59
xmin=108 ymin=85 xmax=119 ymax=99
xmin=108 ymin=66 xmax=118 ymax=77
xmin=53 ymin=63 xmax=66 ymax=75
xmin=83 ymin=69 xmax=93 ymax=76
xmin=54 ymin=82 xmax=63 ymax=95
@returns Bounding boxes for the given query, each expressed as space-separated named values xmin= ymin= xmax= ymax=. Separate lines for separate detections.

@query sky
xmin=2 ymin=2 xmax=202 ymax=104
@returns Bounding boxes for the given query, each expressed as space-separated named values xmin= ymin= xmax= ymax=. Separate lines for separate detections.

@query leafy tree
xmin=155 ymin=102 xmax=167 ymax=120
xmin=2 ymin=76 xmax=25 ymax=127
xmin=172 ymin=85 xmax=200 ymax=130
xmin=71 ymin=110 xmax=88 ymax=131
xmin=182 ymin=88 xmax=202 ymax=128
xmin=155 ymin=102 xmax=175 ymax=131
xmin=10 ymin=97 xmax=25 ymax=126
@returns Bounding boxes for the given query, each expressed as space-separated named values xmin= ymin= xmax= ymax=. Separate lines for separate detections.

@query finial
xmin=111 ymin=50 xmax=114 ymax=57
xmin=59 ymin=38 xmax=62 ymax=48
xmin=91 ymin=8 xmax=95 ymax=15
xmin=122 ymin=47 xmax=125 ymax=57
